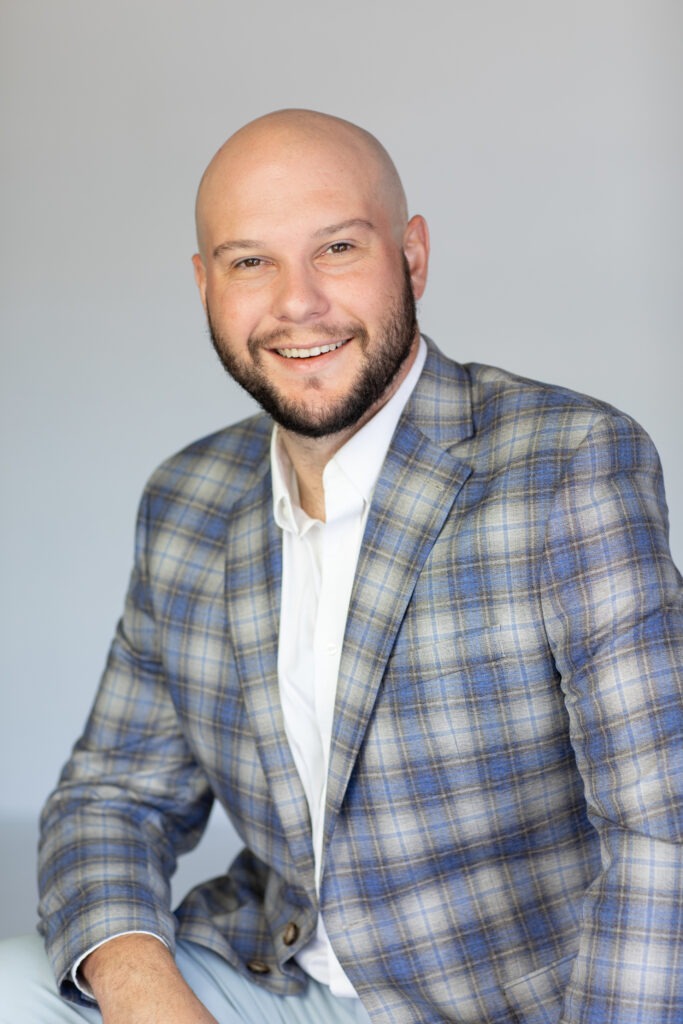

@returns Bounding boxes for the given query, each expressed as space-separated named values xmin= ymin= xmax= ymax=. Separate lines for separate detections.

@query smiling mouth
xmin=276 ymin=338 xmax=351 ymax=360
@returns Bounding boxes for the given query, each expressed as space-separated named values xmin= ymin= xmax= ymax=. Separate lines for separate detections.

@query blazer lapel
xmin=223 ymin=341 xmax=474 ymax=887
xmin=323 ymin=413 xmax=473 ymax=859
xmin=224 ymin=466 xmax=315 ymax=884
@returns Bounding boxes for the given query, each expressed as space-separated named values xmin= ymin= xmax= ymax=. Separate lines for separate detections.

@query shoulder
xmin=466 ymin=360 xmax=625 ymax=426
xmin=419 ymin=341 xmax=659 ymax=480
xmin=463 ymin=360 xmax=653 ymax=461
xmin=140 ymin=413 xmax=272 ymax=520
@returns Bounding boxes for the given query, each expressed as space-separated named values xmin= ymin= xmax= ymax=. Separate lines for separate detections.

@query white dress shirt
xmin=271 ymin=338 xmax=426 ymax=997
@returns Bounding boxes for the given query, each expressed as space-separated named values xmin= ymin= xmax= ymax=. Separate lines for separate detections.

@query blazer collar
xmin=405 ymin=335 xmax=475 ymax=450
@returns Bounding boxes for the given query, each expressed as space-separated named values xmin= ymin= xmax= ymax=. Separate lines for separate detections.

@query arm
xmin=80 ymin=935 xmax=218 ymax=1024
xmin=38 ymin=482 xmax=214 ymax=1003
xmin=540 ymin=412 xmax=683 ymax=1022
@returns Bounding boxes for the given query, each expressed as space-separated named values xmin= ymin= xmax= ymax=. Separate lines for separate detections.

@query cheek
xmin=332 ymin=278 xmax=388 ymax=323
xmin=207 ymin=285 xmax=264 ymax=337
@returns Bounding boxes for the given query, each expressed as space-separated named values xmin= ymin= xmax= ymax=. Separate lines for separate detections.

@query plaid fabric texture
xmin=38 ymin=340 xmax=683 ymax=1022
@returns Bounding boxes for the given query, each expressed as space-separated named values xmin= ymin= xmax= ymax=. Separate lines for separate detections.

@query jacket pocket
xmin=503 ymin=953 xmax=575 ymax=1024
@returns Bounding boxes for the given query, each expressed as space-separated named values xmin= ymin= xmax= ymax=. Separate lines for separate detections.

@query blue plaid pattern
xmin=38 ymin=340 xmax=683 ymax=1022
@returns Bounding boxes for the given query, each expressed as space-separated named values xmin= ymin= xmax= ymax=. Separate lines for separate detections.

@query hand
xmin=82 ymin=934 xmax=219 ymax=1024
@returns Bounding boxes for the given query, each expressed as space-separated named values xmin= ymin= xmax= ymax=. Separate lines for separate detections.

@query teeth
xmin=278 ymin=339 xmax=348 ymax=359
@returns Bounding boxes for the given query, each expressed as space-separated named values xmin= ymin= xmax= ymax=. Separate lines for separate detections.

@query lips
xmin=276 ymin=338 xmax=350 ymax=359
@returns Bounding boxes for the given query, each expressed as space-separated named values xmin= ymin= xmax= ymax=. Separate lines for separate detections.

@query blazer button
xmin=246 ymin=959 xmax=271 ymax=975
xmin=282 ymin=922 xmax=299 ymax=946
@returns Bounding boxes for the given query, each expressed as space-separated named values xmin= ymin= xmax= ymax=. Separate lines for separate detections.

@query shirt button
xmin=282 ymin=922 xmax=299 ymax=946
xmin=327 ymin=643 xmax=339 ymax=656
xmin=246 ymin=959 xmax=271 ymax=974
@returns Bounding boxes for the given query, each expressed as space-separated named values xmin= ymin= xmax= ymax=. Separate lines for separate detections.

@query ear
xmin=192 ymin=253 xmax=208 ymax=311
xmin=402 ymin=215 xmax=430 ymax=301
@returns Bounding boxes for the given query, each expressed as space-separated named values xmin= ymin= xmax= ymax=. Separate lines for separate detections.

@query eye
xmin=325 ymin=241 xmax=353 ymax=255
xmin=234 ymin=256 xmax=266 ymax=269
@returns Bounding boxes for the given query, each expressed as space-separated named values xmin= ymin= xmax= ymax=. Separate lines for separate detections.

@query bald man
xmin=2 ymin=110 xmax=682 ymax=1024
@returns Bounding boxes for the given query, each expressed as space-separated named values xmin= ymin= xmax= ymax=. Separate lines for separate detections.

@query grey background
xmin=2 ymin=0 xmax=682 ymax=938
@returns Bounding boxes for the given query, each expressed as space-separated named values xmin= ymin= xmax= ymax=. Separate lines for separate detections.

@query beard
xmin=207 ymin=257 xmax=418 ymax=438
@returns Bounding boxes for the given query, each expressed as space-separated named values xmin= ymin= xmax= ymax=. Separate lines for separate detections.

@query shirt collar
xmin=271 ymin=336 xmax=427 ymax=532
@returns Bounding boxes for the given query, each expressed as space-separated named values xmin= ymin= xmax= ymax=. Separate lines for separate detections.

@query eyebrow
xmin=212 ymin=219 xmax=376 ymax=261
xmin=212 ymin=239 xmax=263 ymax=260
xmin=312 ymin=218 xmax=376 ymax=238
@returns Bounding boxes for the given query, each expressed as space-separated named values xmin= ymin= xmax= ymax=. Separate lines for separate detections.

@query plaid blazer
xmin=39 ymin=340 xmax=683 ymax=1023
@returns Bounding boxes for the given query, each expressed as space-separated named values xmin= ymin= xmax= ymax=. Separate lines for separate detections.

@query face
xmin=193 ymin=133 xmax=429 ymax=440
xmin=206 ymin=256 xmax=416 ymax=437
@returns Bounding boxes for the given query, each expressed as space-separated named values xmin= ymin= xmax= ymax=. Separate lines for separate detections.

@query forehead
xmin=199 ymin=135 xmax=392 ymax=246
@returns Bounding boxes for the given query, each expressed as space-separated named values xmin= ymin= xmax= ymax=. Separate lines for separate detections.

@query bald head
xmin=190 ymin=108 xmax=430 ymax=446
xmin=194 ymin=109 xmax=408 ymax=259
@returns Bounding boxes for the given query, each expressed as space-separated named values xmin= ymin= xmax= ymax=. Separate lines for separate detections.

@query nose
xmin=271 ymin=263 xmax=329 ymax=323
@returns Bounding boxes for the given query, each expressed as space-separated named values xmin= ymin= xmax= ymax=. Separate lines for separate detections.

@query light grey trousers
xmin=0 ymin=934 xmax=373 ymax=1024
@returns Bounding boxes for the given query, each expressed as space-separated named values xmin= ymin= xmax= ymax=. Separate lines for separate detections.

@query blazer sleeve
xmin=37 ymin=482 xmax=214 ymax=1005
xmin=539 ymin=410 xmax=683 ymax=1023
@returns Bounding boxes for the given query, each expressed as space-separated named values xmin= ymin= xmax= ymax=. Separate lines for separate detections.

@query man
xmin=2 ymin=109 xmax=682 ymax=1023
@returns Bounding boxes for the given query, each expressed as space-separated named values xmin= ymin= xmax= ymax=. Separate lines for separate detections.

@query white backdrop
xmin=2 ymin=0 xmax=682 ymax=934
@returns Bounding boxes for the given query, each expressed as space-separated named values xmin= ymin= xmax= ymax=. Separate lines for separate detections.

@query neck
xmin=278 ymin=429 xmax=350 ymax=522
